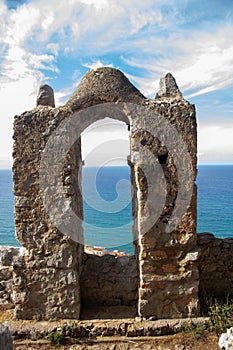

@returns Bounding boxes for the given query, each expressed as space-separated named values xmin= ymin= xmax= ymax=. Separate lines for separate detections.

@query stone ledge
xmin=3 ymin=317 xmax=209 ymax=340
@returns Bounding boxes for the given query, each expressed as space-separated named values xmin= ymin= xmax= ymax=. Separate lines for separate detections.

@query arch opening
xmin=81 ymin=117 xmax=134 ymax=255
xmin=79 ymin=117 xmax=139 ymax=319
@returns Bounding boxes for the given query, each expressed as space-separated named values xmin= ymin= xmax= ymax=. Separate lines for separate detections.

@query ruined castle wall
xmin=197 ymin=232 xmax=233 ymax=300
xmin=80 ymin=253 xmax=138 ymax=307
xmin=0 ymin=262 xmax=13 ymax=310
xmin=0 ymin=247 xmax=23 ymax=310
xmin=2 ymin=235 xmax=233 ymax=313
xmin=12 ymin=67 xmax=200 ymax=320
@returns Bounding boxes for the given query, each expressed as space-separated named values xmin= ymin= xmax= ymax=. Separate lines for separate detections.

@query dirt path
xmin=14 ymin=332 xmax=220 ymax=350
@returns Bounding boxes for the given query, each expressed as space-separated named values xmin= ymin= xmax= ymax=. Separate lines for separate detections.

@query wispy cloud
xmin=0 ymin=0 xmax=233 ymax=164
xmin=121 ymin=24 xmax=233 ymax=99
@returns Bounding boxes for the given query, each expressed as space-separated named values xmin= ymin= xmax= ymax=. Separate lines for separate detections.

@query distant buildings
xmin=84 ymin=244 xmax=130 ymax=257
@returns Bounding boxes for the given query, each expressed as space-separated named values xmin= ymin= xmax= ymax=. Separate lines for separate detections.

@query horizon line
xmin=1 ymin=163 xmax=233 ymax=171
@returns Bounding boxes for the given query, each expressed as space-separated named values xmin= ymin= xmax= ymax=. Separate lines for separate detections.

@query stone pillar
xmin=130 ymin=74 xmax=199 ymax=318
xmin=12 ymin=106 xmax=83 ymax=319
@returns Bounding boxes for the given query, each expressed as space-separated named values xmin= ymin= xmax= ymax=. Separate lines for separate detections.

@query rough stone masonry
xmin=11 ymin=67 xmax=199 ymax=320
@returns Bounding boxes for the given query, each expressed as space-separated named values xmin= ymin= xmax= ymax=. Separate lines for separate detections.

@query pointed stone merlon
xmin=36 ymin=84 xmax=55 ymax=107
xmin=156 ymin=73 xmax=182 ymax=99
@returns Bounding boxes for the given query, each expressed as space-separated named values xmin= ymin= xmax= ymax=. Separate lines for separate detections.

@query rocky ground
xmin=13 ymin=333 xmax=220 ymax=350
xmin=1 ymin=310 xmax=220 ymax=350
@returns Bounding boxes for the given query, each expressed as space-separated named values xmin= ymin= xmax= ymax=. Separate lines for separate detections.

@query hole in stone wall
xmin=158 ymin=152 xmax=168 ymax=164
xmin=81 ymin=118 xmax=134 ymax=256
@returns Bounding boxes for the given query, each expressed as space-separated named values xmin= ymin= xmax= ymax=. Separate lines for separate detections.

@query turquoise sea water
xmin=197 ymin=165 xmax=233 ymax=237
xmin=0 ymin=165 xmax=233 ymax=254
xmin=0 ymin=169 xmax=18 ymax=247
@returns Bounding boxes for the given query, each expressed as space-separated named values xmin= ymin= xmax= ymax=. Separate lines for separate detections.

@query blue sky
xmin=0 ymin=0 xmax=233 ymax=168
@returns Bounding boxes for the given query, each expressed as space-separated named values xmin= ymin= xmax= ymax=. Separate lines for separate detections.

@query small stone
xmin=0 ymin=299 xmax=14 ymax=310
xmin=14 ymin=196 xmax=31 ymax=208
xmin=148 ymin=250 xmax=167 ymax=261
xmin=162 ymin=264 xmax=177 ymax=273
xmin=36 ymin=84 xmax=55 ymax=107
xmin=135 ymin=316 xmax=142 ymax=322
xmin=0 ymin=266 xmax=12 ymax=280
xmin=0 ymin=247 xmax=21 ymax=266
xmin=0 ymin=324 xmax=13 ymax=350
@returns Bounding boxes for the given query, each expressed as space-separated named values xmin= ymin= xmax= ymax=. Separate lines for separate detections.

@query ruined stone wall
xmin=12 ymin=67 xmax=199 ymax=320
xmin=197 ymin=232 xmax=233 ymax=300
xmin=80 ymin=253 xmax=138 ymax=307
xmin=2 ymin=236 xmax=233 ymax=313
xmin=0 ymin=264 xmax=13 ymax=310
xmin=0 ymin=252 xmax=14 ymax=310
xmin=13 ymin=106 xmax=83 ymax=319
xmin=0 ymin=247 xmax=22 ymax=310
xmin=130 ymin=95 xmax=199 ymax=318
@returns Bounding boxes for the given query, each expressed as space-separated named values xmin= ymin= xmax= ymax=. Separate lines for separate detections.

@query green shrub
xmin=181 ymin=321 xmax=208 ymax=339
xmin=47 ymin=323 xmax=78 ymax=345
xmin=208 ymin=297 xmax=233 ymax=335
xmin=47 ymin=329 xmax=65 ymax=345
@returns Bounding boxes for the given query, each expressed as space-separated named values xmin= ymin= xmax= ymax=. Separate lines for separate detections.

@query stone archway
xmin=79 ymin=117 xmax=138 ymax=318
xmin=12 ymin=67 xmax=199 ymax=320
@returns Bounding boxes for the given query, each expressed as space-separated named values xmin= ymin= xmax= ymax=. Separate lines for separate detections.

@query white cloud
xmin=80 ymin=0 xmax=108 ymax=10
xmin=82 ymin=118 xmax=130 ymax=166
xmin=0 ymin=1 xmax=7 ymax=35
xmin=198 ymin=123 xmax=233 ymax=164
xmin=2 ymin=0 xmax=232 ymax=101
xmin=0 ymin=74 xmax=39 ymax=164
xmin=46 ymin=43 xmax=59 ymax=56
xmin=0 ymin=157 xmax=12 ymax=169
xmin=0 ymin=0 xmax=233 ymax=166
xmin=5 ymin=4 xmax=40 ymax=45
xmin=121 ymin=24 xmax=233 ymax=99
xmin=54 ymin=85 xmax=76 ymax=106
xmin=83 ymin=60 xmax=112 ymax=70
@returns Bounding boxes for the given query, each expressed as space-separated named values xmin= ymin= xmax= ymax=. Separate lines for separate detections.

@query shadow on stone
xmin=0 ymin=324 xmax=13 ymax=350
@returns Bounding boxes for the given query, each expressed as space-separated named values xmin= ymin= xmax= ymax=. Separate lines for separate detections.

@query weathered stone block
xmin=0 ymin=324 xmax=13 ymax=350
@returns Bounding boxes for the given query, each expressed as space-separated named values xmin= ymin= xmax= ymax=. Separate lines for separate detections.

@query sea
xmin=0 ymin=165 xmax=233 ymax=255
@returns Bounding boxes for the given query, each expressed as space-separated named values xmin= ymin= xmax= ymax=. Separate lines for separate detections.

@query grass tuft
xmin=208 ymin=297 xmax=233 ymax=335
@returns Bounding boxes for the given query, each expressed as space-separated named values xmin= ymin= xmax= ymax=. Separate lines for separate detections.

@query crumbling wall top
xmin=67 ymin=67 xmax=145 ymax=111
